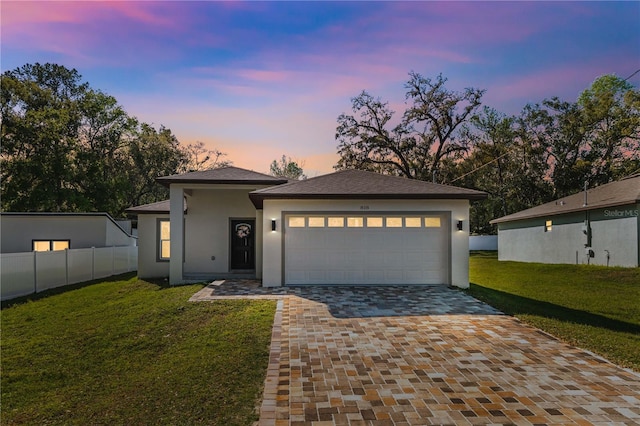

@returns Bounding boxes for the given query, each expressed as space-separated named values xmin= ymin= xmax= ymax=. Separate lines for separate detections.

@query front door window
xmin=230 ymin=219 xmax=255 ymax=270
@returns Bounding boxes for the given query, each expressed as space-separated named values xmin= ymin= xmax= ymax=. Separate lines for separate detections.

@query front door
xmin=230 ymin=219 xmax=255 ymax=270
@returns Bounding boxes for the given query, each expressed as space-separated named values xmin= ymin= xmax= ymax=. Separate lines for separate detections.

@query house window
xmin=32 ymin=240 xmax=70 ymax=252
xmin=545 ymin=220 xmax=552 ymax=232
xmin=158 ymin=219 xmax=171 ymax=260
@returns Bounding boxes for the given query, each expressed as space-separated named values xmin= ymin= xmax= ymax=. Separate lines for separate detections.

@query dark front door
xmin=230 ymin=219 xmax=255 ymax=270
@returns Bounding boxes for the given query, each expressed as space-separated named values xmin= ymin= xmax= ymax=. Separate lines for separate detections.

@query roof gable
xmin=156 ymin=166 xmax=289 ymax=187
xmin=249 ymin=169 xmax=487 ymax=208
xmin=491 ymin=174 xmax=640 ymax=224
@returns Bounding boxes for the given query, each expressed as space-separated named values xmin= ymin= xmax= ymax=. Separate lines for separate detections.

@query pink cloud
xmin=1 ymin=1 xmax=191 ymax=67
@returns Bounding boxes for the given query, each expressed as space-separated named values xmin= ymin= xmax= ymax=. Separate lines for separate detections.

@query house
xmin=0 ymin=212 xmax=136 ymax=253
xmin=126 ymin=166 xmax=487 ymax=288
xmin=490 ymin=174 xmax=640 ymax=267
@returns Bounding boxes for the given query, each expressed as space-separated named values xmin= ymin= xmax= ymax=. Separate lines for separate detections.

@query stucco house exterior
xmin=0 ymin=212 xmax=136 ymax=253
xmin=126 ymin=166 xmax=487 ymax=288
xmin=491 ymin=174 xmax=640 ymax=267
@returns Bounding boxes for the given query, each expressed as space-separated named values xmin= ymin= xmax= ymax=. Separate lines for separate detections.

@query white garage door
xmin=284 ymin=213 xmax=449 ymax=285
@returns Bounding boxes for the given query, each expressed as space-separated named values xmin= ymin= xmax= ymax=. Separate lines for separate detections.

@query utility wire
xmin=449 ymin=149 xmax=515 ymax=183
xmin=624 ymin=68 xmax=640 ymax=82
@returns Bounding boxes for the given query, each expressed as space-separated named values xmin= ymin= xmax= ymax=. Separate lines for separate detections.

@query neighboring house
xmin=491 ymin=174 xmax=640 ymax=267
xmin=0 ymin=212 xmax=136 ymax=253
xmin=126 ymin=166 xmax=487 ymax=288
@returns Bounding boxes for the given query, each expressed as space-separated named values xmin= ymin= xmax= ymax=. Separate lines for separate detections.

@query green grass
xmin=468 ymin=251 xmax=640 ymax=371
xmin=1 ymin=273 xmax=276 ymax=426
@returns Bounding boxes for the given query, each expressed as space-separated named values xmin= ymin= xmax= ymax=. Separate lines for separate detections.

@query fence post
xmin=33 ymin=250 xmax=37 ymax=294
xmin=65 ymin=248 xmax=69 ymax=285
xmin=92 ymin=247 xmax=95 ymax=280
xmin=112 ymin=246 xmax=115 ymax=276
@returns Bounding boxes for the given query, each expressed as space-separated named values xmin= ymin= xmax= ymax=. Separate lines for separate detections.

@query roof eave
xmin=156 ymin=177 xmax=289 ymax=188
xmin=491 ymin=199 xmax=638 ymax=224
xmin=250 ymin=192 xmax=487 ymax=209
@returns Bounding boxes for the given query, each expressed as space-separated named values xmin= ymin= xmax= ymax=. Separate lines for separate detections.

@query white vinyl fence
xmin=1 ymin=246 xmax=137 ymax=301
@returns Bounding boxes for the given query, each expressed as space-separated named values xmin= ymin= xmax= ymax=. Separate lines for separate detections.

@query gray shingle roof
xmin=125 ymin=199 xmax=184 ymax=214
xmin=156 ymin=166 xmax=289 ymax=187
xmin=249 ymin=169 xmax=487 ymax=208
xmin=491 ymin=174 xmax=640 ymax=224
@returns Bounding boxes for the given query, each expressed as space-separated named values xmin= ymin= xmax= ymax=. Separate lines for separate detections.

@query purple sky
xmin=2 ymin=1 xmax=639 ymax=176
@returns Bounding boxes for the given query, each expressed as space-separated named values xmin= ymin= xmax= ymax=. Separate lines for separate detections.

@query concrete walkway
xmin=190 ymin=283 xmax=640 ymax=425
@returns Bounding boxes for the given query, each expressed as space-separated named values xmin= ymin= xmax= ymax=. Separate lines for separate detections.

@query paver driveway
xmin=191 ymin=283 xmax=640 ymax=425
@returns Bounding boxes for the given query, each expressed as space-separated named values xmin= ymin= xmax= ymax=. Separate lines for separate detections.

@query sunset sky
xmin=2 ymin=1 xmax=639 ymax=176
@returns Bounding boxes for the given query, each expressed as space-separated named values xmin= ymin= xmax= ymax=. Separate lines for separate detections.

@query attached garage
xmin=250 ymin=170 xmax=487 ymax=288
xmin=284 ymin=213 xmax=449 ymax=285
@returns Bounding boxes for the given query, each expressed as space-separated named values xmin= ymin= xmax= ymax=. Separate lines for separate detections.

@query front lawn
xmin=1 ymin=274 xmax=276 ymax=425
xmin=468 ymin=252 xmax=640 ymax=371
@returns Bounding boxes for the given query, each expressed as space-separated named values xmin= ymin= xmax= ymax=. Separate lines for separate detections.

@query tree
xmin=125 ymin=123 xmax=188 ymax=209
xmin=455 ymin=107 xmax=552 ymax=233
xmin=181 ymin=141 xmax=231 ymax=172
xmin=577 ymin=74 xmax=640 ymax=184
xmin=525 ymin=75 xmax=640 ymax=198
xmin=1 ymin=63 xmax=87 ymax=212
xmin=270 ymin=155 xmax=306 ymax=180
xmin=75 ymin=89 xmax=138 ymax=214
xmin=335 ymin=72 xmax=484 ymax=181
xmin=1 ymin=62 xmax=229 ymax=218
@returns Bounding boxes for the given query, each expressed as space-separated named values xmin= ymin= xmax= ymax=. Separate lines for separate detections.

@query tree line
xmin=335 ymin=72 xmax=640 ymax=233
xmin=1 ymin=63 xmax=230 ymax=218
xmin=3 ymin=63 xmax=638 ymax=232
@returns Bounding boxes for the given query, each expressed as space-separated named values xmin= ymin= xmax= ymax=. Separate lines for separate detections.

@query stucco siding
xmin=261 ymin=198 xmax=470 ymax=288
xmin=1 ymin=215 xmax=133 ymax=253
xmin=105 ymin=220 xmax=136 ymax=247
xmin=183 ymin=188 xmax=258 ymax=275
xmin=137 ymin=213 xmax=170 ymax=278
xmin=497 ymin=204 xmax=639 ymax=267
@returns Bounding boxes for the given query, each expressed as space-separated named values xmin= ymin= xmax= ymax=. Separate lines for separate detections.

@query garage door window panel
xmin=288 ymin=217 xmax=305 ymax=227
xmin=405 ymin=217 xmax=422 ymax=227
xmin=327 ymin=217 xmax=344 ymax=227
xmin=386 ymin=217 xmax=403 ymax=227
xmin=366 ymin=217 xmax=383 ymax=228
xmin=308 ymin=217 xmax=325 ymax=227
xmin=425 ymin=217 xmax=441 ymax=227
xmin=347 ymin=217 xmax=364 ymax=227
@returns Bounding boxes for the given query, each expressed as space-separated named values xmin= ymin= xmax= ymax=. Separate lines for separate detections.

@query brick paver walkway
xmin=190 ymin=282 xmax=640 ymax=425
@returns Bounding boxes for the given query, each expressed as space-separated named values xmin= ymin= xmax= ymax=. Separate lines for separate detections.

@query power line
xmin=624 ymin=68 xmax=640 ymax=82
xmin=450 ymin=149 xmax=514 ymax=183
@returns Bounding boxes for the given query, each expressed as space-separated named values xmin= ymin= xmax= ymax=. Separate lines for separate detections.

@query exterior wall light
xmin=456 ymin=220 xmax=464 ymax=231
xmin=271 ymin=219 xmax=277 ymax=232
